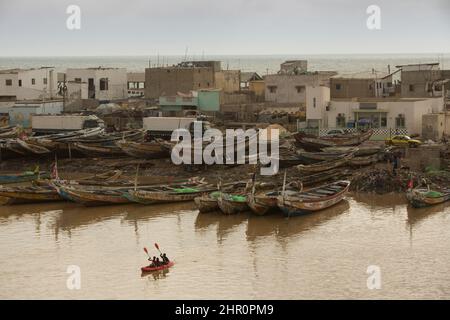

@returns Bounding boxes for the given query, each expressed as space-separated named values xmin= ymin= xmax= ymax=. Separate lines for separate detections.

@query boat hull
xmin=141 ymin=261 xmax=174 ymax=273
xmin=406 ymin=189 xmax=450 ymax=208
xmin=218 ymin=194 xmax=249 ymax=215
xmin=247 ymin=192 xmax=279 ymax=216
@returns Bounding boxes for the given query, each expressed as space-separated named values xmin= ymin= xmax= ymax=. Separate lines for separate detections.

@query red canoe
xmin=141 ymin=261 xmax=174 ymax=272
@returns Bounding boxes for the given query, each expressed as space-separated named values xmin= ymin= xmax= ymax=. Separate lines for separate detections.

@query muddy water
xmin=0 ymin=193 xmax=449 ymax=299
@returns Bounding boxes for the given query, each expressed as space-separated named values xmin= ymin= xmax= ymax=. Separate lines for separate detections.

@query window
xmin=5 ymin=79 xmax=12 ymax=86
xmin=18 ymin=80 xmax=22 ymax=87
xmin=295 ymin=86 xmax=305 ymax=93
xmin=335 ymin=84 xmax=342 ymax=90
xmin=74 ymin=78 xmax=82 ymax=83
xmin=99 ymin=78 xmax=108 ymax=91
xmin=409 ymin=84 xmax=414 ymax=92
xmin=395 ymin=114 xmax=405 ymax=128
xmin=313 ymin=97 xmax=316 ymax=108
xmin=43 ymin=78 xmax=47 ymax=85
xmin=268 ymin=85 xmax=277 ymax=93
xmin=31 ymin=78 xmax=36 ymax=85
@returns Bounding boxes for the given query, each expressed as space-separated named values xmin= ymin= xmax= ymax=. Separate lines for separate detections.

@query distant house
xmin=240 ymin=72 xmax=263 ymax=90
xmin=145 ymin=61 xmax=220 ymax=99
xmin=397 ymin=63 xmax=450 ymax=99
xmin=0 ymin=67 xmax=58 ymax=101
xmin=66 ymin=67 xmax=127 ymax=102
xmin=127 ymin=72 xmax=145 ymax=97
xmin=330 ymin=70 xmax=398 ymax=99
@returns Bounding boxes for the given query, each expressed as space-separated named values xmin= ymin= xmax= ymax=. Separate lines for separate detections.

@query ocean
xmin=0 ymin=54 xmax=449 ymax=75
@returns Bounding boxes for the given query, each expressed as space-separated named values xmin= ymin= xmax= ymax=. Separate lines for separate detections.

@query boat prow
xmin=141 ymin=261 xmax=174 ymax=273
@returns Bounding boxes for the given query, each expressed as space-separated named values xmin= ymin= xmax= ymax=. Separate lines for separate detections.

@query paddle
xmin=154 ymin=242 xmax=162 ymax=255
xmin=143 ymin=247 xmax=150 ymax=258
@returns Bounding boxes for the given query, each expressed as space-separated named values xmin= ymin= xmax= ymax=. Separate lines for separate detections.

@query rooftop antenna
xmin=184 ymin=46 xmax=189 ymax=62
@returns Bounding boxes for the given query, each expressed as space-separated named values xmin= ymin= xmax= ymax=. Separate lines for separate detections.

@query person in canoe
xmin=160 ymin=253 xmax=170 ymax=264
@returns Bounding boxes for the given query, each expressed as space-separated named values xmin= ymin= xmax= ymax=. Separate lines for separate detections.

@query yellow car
xmin=385 ymin=135 xmax=422 ymax=147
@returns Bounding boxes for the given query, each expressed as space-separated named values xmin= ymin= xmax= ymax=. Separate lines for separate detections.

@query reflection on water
xmin=0 ymin=193 xmax=449 ymax=299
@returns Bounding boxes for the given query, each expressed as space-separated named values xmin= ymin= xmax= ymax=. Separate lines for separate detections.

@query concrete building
xmin=308 ymin=97 xmax=444 ymax=137
xmin=240 ymin=72 xmax=263 ymax=90
xmin=397 ymin=63 xmax=446 ymax=98
xmin=330 ymin=71 xmax=397 ymax=99
xmin=265 ymin=71 xmax=337 ymax=104
xmin=0 ymin=67 xmax=58 ymax=101
xmin=127 ymin=72 xmax=145 ymax=97
xmin=66 ymin=67 xmax=127 ymax=101
xmin=215 ymin=70 xmax=240 ymax=93
xmin=422 ymin=113 xmax=450 ymax=141
xmin=305 ymin=86 xmax=331 ymax=129
xmin=249 ymin=80 xmax=265 ymax=102
xmin=8 ymin=100 xmax=63 ymax=128
xmin=279 ymin=60 xmax=308 ymax=75
xmin=145 ymin=65 xmax=215 ymax=99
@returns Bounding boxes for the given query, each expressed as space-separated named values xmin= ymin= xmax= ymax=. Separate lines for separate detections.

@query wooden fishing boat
xmin=0 ymin=126 xmax=20 ymax=138
xmin=116 ymin=140 xmax=168 ymax=159
xmin=348 ymin=154 xmax=379 ymax=167
xmin=247 ymin=191 xmax=281 ymax=215
xmin=299 ymin=148 xmax=358 ymax=163
xmin=217 ymin=193 xmax=249 ymax=215
xmin=0 ymin=186 xmax=61 ymax=204
xmin=277 ymin=180 xmax=351 ymax=217
xmin=0 ymin=170 xmax=50 ymax=184
xmin=125 ymin=184 xmax=216 ymax=205
xmin=297 ymin=153 xmax=354 ymax=174
xmin=15 ymin=139 xmax=51 ymax=155
xmin=406 ymin=188 xmax=450 ymax=208
xmin=73 ymin=142 xmax=126 ymax=157
xmin=322 ymin=146 xmax=381 ymax=157
xmin=52 ymin=183 xmax=130 ymax=206
xmin=294 ymin=130 xmax=373 ymax=151
xmin=194 ymin=191 xmax=221 ymax=213
xmin=300 ymin=169 xmax=349 ymax=186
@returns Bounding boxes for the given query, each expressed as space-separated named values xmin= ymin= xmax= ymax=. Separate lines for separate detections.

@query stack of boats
xmin=0 ymin=127 xmax=173 ymax=160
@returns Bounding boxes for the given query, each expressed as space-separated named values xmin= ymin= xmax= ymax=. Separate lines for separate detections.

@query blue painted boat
xmin=0 ymin=171 xmax=50 ymax=184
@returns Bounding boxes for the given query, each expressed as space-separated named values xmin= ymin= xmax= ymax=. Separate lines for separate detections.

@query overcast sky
xmin=0 ymin=0 xmax=449 ymax=56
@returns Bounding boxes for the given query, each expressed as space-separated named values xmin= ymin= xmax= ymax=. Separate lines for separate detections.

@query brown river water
xmin=0 ymin=193 xmax=449 ymax=299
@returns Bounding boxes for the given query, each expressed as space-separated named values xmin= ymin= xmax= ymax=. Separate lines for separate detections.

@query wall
xmin=214 ymin=70 xmax=240 ymax=93
xmin=8 ymin=101 xmax=63 ymax=127
xmin=265 ymin=73 xmax=334 ymax=104
xmin=249 ymin=80 xmax=265 ymax=102
xmin=198 ymin=90 xmax=220 ymax=111
xmin=145 ymin=67 xmax=214 ymax=99
xmin=66 ymin=68 xmax=127 ymax=101
xmin=0 ymin=68 xmax=58 ymax=100
xmin=305 ymin=86 xmax=330 ymax=127
xmin=400 ymin=70 xmax=442 ymax=98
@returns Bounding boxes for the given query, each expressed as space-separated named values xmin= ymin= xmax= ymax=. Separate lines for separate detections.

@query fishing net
xmin=424 ymin=191 xmax=444 ymax=198
xmin=230 ymin=195 xmax=247 ymax=202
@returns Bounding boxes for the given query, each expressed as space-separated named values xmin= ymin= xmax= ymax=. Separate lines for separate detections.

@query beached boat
xmin=194 ymin=191 xmax=222 ymax=213
xmin=0 ymin=126 xmax=20 ymax=138
xmin=277 ymin=180 xmax=351 ymax=217
xmin=299 ymin=169 xmax=349 ymax=186
xmin=15 ymin=139 xmax=51 ymax=155
xmin=0 ymin=170 xmax=50 ymax=184
xmin=126 ymin=184 xmax=216 ymax=205
xmin=322 ymin=146 xmax=381 ymax=157
xmin=348 ymin=154 xmax=379 ymax=167
xmin=297 ymin=153 xmax=354 ymax=174
xmin=116 ymin=140 xmax=168 ymax=159
xmin=52 ymin=183 xmax=130 ymax=206
xmin=299 ymin=148 xmax=358 ymax=163
xmin=217 ymin=193 xmax=249 ymax=215
xmin=294 ymin=130 xmax=373 ymax=151
xmin=73 ymin=142 xmax=126 ymax=157
xmin=0 ymin=186 xmax=61 ymax=204
xmin=406 ymin=188 xmax=450 ymax=208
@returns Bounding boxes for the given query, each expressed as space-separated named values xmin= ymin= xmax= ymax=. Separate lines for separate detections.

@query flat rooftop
xmin=331 ymin=97 xmax=441 ymax=103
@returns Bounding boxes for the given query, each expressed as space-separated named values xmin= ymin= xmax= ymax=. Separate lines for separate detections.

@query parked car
xmin=385 ymin=135 xmax=422 ymax=147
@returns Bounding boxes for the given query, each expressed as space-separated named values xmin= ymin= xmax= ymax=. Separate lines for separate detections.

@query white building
xmin=305 ymin=86 xmax=331 ymax=129
xmin=66 ymin=67 xmax=127 ymax=101
xmin=306 ymin=96 xmax=444 ymax=136
xmin=0 ymin=67 xmax=58 ymax=101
